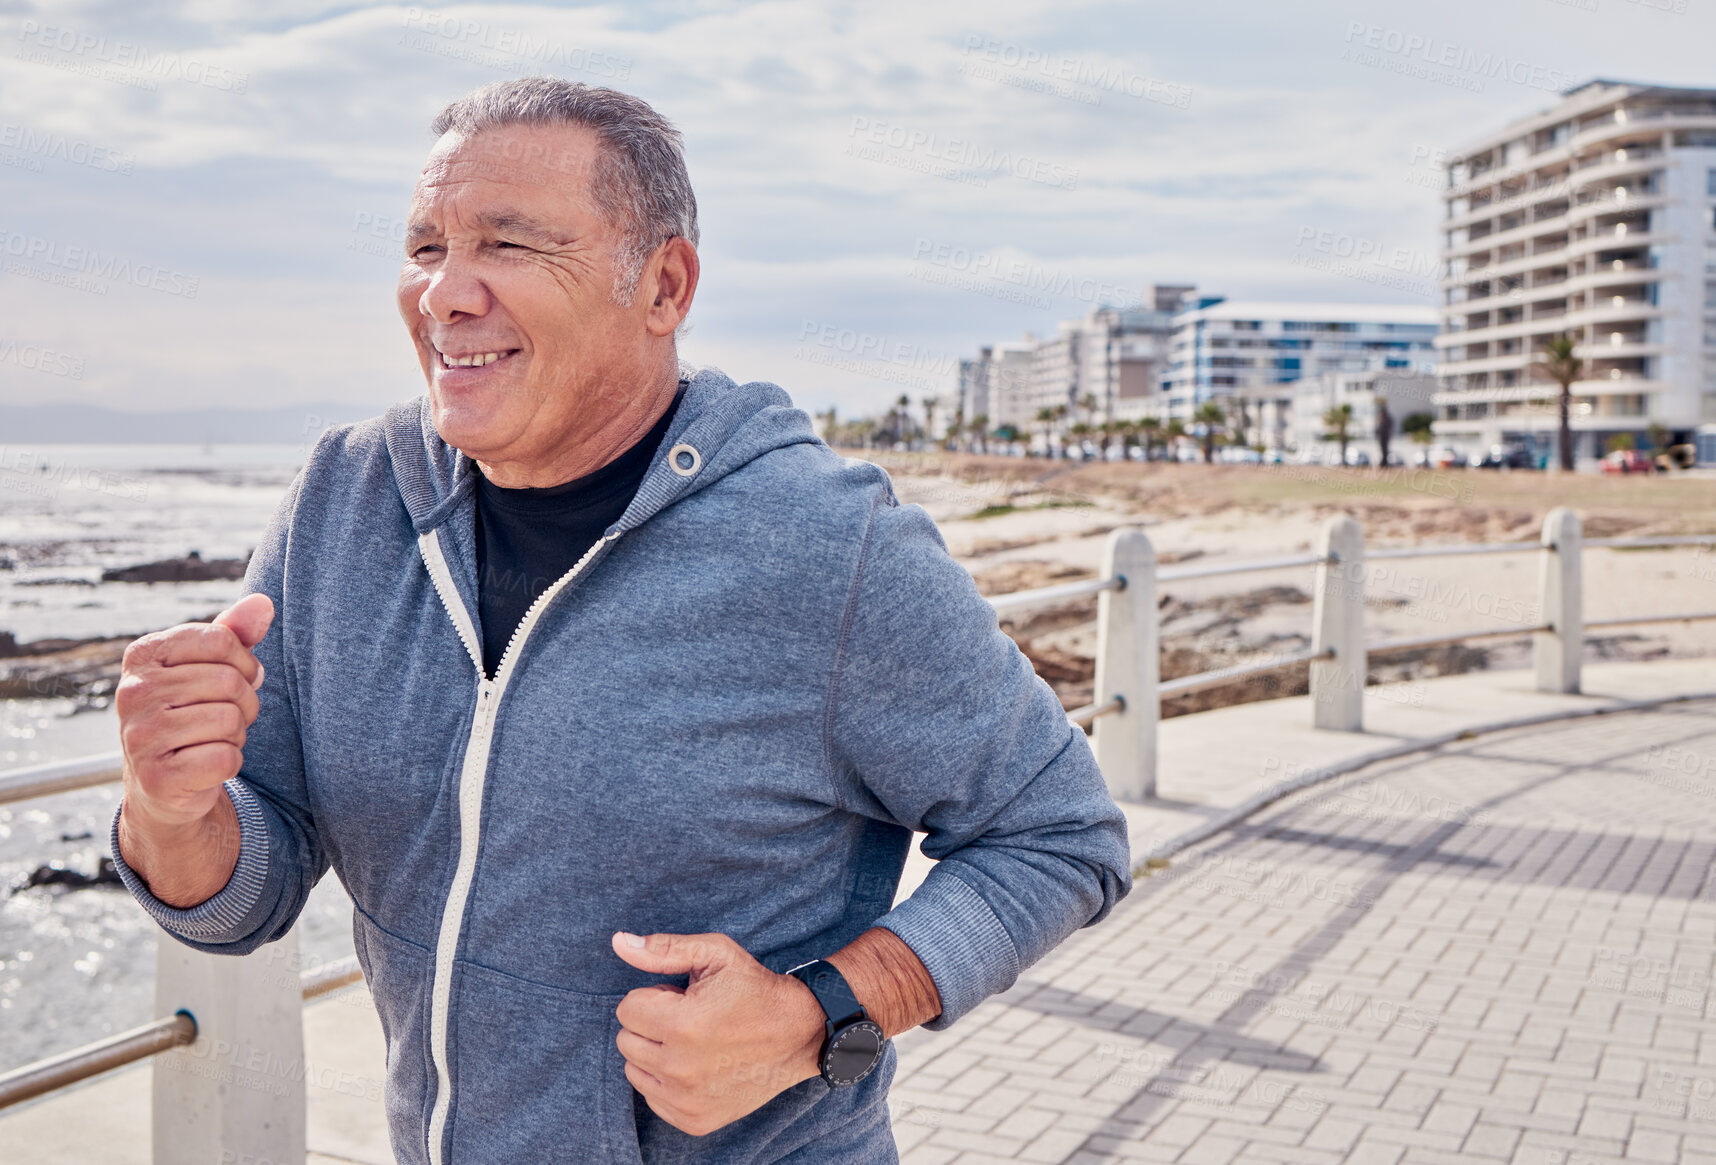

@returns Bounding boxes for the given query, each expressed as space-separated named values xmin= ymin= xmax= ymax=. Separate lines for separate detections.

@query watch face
xmin=822 ymin=1020 xmax=885 ymax=1086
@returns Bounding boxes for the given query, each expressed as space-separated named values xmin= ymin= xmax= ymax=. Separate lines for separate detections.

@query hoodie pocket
xmin=445 ymin=960 xmax=644 ymax=1163
xmin=352 ymin=912 xmax=436 ymax=1165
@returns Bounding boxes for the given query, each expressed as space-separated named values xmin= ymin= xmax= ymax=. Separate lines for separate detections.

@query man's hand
xmin=115 ymin=593 xmax=274 ymax=908
xmin=611 ymin=931 xmax=824 ymax=1137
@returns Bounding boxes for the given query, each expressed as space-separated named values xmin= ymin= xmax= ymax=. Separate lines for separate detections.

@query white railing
xmin=986 ymin=506 xmax=1715 ymax=799
xmin=0 ymin=506 xmax=1712 ymax=1161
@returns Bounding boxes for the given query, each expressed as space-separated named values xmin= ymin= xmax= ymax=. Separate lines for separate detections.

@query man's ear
xmin=644 ymin=236 xmax=699 ymax=338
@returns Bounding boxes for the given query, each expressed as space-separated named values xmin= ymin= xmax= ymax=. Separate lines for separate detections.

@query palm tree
xmin=1034 ymin=407 xmax=1057 ymax=458
xmin=1069 ymin=421 xmax=1091 ymax=459
xmin=1164 ymin=418 xmax=1188 ymax=463
xmin=1323 ymin=403 xmax=1355 ymax=466
xmin=920 ymin=395 xmax=940 ymax=449
xmin=1192 ymin=402 xmax=1226 ymax=464
xmin=1139 ymin=417 xmax=1162 ymax=461
xmin=1533 ymin=333 xmax=1583 ymax=472
xmin=970 ymin=413 xmax=989 ymax=454
xmin=1374 ymin=398 xmax=1394 ymax=467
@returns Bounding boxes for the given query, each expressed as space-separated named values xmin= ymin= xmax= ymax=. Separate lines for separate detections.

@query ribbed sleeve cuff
xmin=110 ymin=779 xmax=277 ymax=944
xmin=874 ymin=867 xmax=1021 ymax=1031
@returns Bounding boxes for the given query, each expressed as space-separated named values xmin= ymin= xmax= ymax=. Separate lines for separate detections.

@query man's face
xmin=397 ymin=123 xmax=644 ymax=464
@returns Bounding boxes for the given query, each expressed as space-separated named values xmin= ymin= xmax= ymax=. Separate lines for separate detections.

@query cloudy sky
xmin=0 ymin=0 xmax=1710 ymax=424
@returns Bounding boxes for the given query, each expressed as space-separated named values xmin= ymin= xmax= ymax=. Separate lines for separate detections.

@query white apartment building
xmin=958 ymin=286 xmax=1191 ymax=445
xmin=1162 ymin=300 xmax=1439 ymax=450
xmin=1434 ymin=79 xmax=1716 ymax=464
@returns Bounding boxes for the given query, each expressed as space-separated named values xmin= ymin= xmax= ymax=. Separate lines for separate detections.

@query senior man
xmin=112 ymin=78 xmax=1131 ymax=1164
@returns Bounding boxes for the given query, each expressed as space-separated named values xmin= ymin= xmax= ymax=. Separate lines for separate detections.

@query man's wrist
xmin=777 ymin=972 xmax=827 ymax=1080
xmin=117 ymin=791 xmax=241 ymax=908
xmin=824 ymin=927 xmax=942 ymax=1039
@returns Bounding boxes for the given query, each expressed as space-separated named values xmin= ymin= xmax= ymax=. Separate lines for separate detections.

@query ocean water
xmin=0 ymin=445 xmax=358 ymax=1070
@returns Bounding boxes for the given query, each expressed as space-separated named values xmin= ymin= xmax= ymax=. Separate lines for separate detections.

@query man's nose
xmin=418 ymin=257 xmax=491 ymax=323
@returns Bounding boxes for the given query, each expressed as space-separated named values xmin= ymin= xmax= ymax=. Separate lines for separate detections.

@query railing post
xmin=1311 ymin=515 xmax=1365 ymax=732
xmin=152 ymin=927 xmax=306 ymax=1165
xmin=1534 ymin=506 xmax=1583 ymax=693
xmin=1093 ymin=527 xmax=1158 ymax=800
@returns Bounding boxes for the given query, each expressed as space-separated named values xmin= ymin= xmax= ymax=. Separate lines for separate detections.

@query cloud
xmin=0 ymin=0 xmax=1710 ymax=417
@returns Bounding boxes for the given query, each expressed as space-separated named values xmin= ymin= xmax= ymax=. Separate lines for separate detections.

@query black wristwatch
xmin=786 ymin=959 xmax=886 ymax=1087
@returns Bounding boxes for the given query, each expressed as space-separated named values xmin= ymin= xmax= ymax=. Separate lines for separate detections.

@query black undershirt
xmin=474 ymin=385 xmax=684 ymax=675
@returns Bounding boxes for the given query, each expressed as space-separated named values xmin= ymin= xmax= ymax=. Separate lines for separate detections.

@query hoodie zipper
xmin=416 ymin=524 xmax=620 ymax=1165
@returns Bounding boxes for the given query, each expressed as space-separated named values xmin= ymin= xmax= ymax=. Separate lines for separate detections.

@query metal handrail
xmin=301 ymin=955 xmax=365 ymax=1001
xmin=0 ymin=752 xmax=123 ymax=806
xmin=0 ymin=1013 xmax=194 ymax=1111
xmin=1158 ymin=552 xmax=1332 ymax=582
xmin=1367 ymin=625 xmax=1551 ymax=654
xmin=1586 ymin=612 xmax=1716 ymax=629
xmin=0 ymin=956 xmax=365 ymax=1112
xmin=1065 ymin=696 xmax=1123 ymax=728
xmin=1586 ymin=535 xmax=1716 ymax=550
xmin=986 ymin=575 xmax=1121 ymax=615
xmin=1369 ymin=541 xmax=1541 ymax=560
xmin=1159 ymin=648 xmax=1333 ymax=699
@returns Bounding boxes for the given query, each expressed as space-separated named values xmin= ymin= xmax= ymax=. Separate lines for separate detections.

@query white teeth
xmin=440 ymin=350 xmax=506 ymax=368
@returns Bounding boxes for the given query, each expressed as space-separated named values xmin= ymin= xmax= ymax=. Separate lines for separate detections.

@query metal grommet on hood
xmin=668 ymin=442 xmax=701 ymax=477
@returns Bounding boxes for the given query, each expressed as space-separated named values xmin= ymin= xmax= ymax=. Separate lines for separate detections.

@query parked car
xmin=1601 ymin=449 xmax=1656 ymax=475
xmin=1477 ymin=444 xmax=1535 ymax=470
xmin=1422 ymin=447 xmax=1464 ymax=469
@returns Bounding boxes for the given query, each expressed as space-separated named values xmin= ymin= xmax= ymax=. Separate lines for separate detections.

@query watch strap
xmin=787 ymin=959 xmax=866 ymax=1028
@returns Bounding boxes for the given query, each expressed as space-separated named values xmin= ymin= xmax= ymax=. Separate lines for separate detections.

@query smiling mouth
xmin=434 ymin=346 xmax=520 ymax=369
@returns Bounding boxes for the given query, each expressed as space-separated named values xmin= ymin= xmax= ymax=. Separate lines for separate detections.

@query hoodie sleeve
xmin=110 ymin=471 xmax=327 ymax=956
xmin=825 ymin=487 xmax=1132 ymax=1030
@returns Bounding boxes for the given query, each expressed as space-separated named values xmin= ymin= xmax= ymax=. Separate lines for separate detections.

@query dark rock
xmin=13 ymin=858 xmax=123 ymax=893
xmin=101 ymin=550 xmax=249 ymax=584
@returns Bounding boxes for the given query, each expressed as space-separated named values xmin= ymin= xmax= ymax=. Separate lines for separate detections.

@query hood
xmin=382 ymin=366 xmax=823 ymax=536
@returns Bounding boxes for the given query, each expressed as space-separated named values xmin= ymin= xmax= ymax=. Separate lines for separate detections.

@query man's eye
xmin=496 ymin=240 xmax=526 ymax=250
xmin=410 ymin=244 xmax=444 ymax=258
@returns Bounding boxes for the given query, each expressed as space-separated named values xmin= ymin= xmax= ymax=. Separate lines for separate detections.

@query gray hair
xmin=430 ymin=78 xmax=699 ymax=306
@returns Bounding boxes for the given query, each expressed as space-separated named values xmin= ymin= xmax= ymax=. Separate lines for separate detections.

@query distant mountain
xmin=0 ymin=401 xmax=400 ymax=444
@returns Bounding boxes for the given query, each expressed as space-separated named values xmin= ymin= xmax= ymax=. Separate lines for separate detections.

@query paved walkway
xmin=890 ymin=699 xmax=1716 ymax=1164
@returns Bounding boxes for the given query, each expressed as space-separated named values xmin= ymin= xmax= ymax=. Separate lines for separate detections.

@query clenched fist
xmin=611 ymin=931 xmax=826 ymax=1137
xmin=115 ymin=593 xmax=274 ymax=907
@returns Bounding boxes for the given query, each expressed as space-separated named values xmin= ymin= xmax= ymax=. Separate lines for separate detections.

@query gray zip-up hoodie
xmin=112 ymin=368 xmax=1131 ymax=1164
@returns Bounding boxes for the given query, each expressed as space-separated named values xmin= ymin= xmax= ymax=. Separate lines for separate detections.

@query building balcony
xmin=1566 ymin=192 xmax=1666 ymax=225
xmin=1446 ymin=182 xmax=1573 ymax=232
xmin=1446 ymin=212 xmax=1570 ymax=260
xmin=1568 ymin=111 xmax=1716 ymax=154
xmin=1445 ymin=284 xmax=1572 ymax=317
xmin=1446 ymin=145 xmax=1574 ymax=200
xmin=1431 ymin=378 xmax=1667 ymax=405
xmin=1433 ymin=305 xmax=1660 ymax=351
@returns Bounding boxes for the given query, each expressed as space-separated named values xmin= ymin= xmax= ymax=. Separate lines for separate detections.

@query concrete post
xmin=1311 ymin=516 xmax=1365 ymax=732
xmin=1092 ymin=527 xmax=1159 ymax=801
xmin=1534 ymin=506 xmax=1583 ymax=694
xmin=153 ymin=928 xmax=306 ymax=1165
